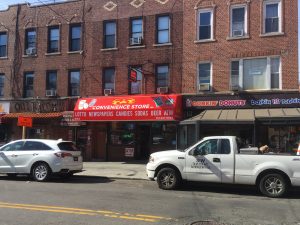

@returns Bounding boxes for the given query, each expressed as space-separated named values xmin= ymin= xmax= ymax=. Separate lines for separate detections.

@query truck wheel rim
xmin=35 ymin=165 xmax=48 ymax=180
xmin=160 ymin=172 xmax=175 ymax=187
xmin=265 ymin=177 xmax=283 ymax=195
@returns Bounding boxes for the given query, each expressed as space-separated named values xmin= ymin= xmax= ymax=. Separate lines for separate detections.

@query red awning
xmin=74 ymin=94 xmax=182 ymax=121
xmin=2 ymin=112 xmax=63 ymax=119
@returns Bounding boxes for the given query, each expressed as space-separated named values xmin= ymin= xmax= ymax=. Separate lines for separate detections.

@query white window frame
xmin=263 ymin=0 xmax=282 ymax=34
xmin=230 ymin=56 xmax=281 ymax=91
xmin=197 ymin=9 xmax=214 ymax=41
xmin=197 ymin=61 xmax=212 ymax=92
xmin=230 ymin=4 xmax=248 ymax=37
xmin=157 ymin=15 xmax=171 ymax=44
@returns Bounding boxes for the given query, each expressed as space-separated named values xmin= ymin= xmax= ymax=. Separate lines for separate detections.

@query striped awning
xmin=2 ymin=112 xmax=63 ymax=119
xmin=180 ymin=108 xmax=300 ymax=124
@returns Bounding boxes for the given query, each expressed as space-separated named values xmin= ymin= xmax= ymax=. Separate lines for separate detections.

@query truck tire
xmin=157 ymin=167 xmax=181 ymax=190
xmin=259 ymin=173 xmax=288 ymax=198
xmin=32 ymin=162 xmax=51 ymax=182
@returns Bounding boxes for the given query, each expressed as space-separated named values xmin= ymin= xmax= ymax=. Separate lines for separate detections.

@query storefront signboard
xmin=184 ymin=92 xmax=300 ymax=109
xmin=73 ymin=95 xmax=182 ymax=121
xmin=125 ymin=148 xmax=134 ymax=157
xmin=60 ymin=111 xmax=86 ymax=126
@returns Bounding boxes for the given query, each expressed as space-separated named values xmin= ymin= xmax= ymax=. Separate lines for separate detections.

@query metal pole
xmin=22 ymin=126 xmax=26 ymax=139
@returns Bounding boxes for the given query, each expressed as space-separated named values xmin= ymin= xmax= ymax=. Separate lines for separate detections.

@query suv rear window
xmin=58 ymin=142 xmax=78 ymax=151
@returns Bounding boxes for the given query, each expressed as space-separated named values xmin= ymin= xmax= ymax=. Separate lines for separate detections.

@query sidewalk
xmin=77 ymin=161 xmax=148 ymax=180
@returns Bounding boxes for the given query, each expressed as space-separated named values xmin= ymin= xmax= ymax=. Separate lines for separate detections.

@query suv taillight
xmin=54 ymin=152 xmax=73 ymax=158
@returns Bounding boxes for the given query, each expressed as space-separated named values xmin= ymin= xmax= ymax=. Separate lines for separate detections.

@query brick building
xmin=0 ymin=0 xmax=298 ymax=160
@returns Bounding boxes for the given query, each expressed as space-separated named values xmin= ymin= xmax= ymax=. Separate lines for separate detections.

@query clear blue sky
xmin=1 ymin=0 xmax=300 ymax=78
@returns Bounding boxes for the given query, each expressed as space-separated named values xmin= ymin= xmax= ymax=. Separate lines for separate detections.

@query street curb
xmin=74 ymin=174 xmax=149 ymax=181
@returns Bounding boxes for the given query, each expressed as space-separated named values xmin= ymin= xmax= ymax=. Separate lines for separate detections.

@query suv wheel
xmin=157 ymin=167 xmax=181 ymax=190
xmin=32 ymin=162 xmax=51 ymax=182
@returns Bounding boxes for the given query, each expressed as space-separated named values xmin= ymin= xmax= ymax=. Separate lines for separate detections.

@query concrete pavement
xmin=77 ymin=161 xmax=148 ymax=180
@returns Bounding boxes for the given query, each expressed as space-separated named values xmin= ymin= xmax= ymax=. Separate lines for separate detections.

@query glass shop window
xmin=110 ymin=122 xmax=135 ymax=145
xmin=151 ymin=123 xmax=176 ymax=148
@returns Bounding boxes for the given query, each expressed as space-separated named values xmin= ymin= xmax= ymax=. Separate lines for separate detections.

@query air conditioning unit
xmin=157 ymin=86 xmax=169 ymax=94
xmin=72 ymin=88 xmax=80 ymax=96
xmin=26 ymin=47 xmax=37 ymax=55
xmin=232 ymin=30 xmax=244 ymax=37
xmin=45 ymin=89 xmax=57 ymax=97
xmin=104 ymin=89 xmax=112 ymax=96
xmin=199 ymin=83 xmax=210 ymax=91
xmin=130 ymin=37 xmax=142 ymax=45
xmin=231 ymin=85 xmax=239 ymax=91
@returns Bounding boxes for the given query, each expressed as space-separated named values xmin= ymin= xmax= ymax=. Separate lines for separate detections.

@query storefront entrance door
xmin=138 ymin=125 xmax=151 ymax=159
xmin=93 ymin=131 xmax=107 ymax=160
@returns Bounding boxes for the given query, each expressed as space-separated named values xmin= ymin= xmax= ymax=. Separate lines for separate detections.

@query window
xmin=25 ymin=28 xmax=36 ymax=55
xmin=103 ymin=68 xmax=115 ymax=93
xmin=156 ymin=65 xmax=169 ymax=90
xmin=129 ymin=67 xmax=142 ymax=94
xmin=24 ymin=72 xmax=34 ymax=98
xmin=230 ymin=57 xmax=280 ymax=90
xmin=198 ymin=62 xmax=211 ymax=91
xmin=58 ymin=142 xmax=78 ymax=151
xmin=46 ymin=71 xmax=57 ymax=91
xmin=152 ymin=123 xmax=177 ymax=149
xmin=263 ymin=0 xmax=281 ymax=33
xmin=194 ymin=139 xmax=218 ymax=155
xmin=1 ymin=141 xmax=24 ymax=151
xmin=0 ymin=32 xmax=7 ymax=57
xmin=220 ymin=139 xmax=231 ymax=154
xmin=68 ymin=70 xmax=80 ymax=96
xmin=230 ymin=5 xmax=247 ymax=37
xmin=0 ymin=74 xmax=4 ymax=97
xmin=23 ymin=141 xmax=52 ymax=151
xmin=130 ymin=18 xmax=143 ymax=45
xmin=104 ymin=21 xmax=116 ymax=48
xmin=156 ymin=15 xmax=170 ymax=44
xmin=48 ymin=26 xmax=60 ymax=53
xmin=110 ymin=122 xmax=135 ymax=145
xmin=198 ymin=9 xmax=213 ymax=40
xmin=69 ymin=24 xmax=81 ymax=51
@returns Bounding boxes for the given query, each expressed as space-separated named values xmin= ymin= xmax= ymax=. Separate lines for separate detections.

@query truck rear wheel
xmin=157 ymin=167 xmax=181 ymax=190
xmin=259 ymin=173 xmax=287 ymax=198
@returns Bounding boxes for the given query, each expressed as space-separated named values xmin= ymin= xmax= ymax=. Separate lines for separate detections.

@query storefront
xmin=73 ymin=94 xmax=182 ymax=161
xmin=180 ymin=91 xmax=300 ymax=154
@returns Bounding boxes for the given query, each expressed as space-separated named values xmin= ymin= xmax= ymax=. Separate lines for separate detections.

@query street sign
xmin=18 ymin=116 xmax=33 ymax=127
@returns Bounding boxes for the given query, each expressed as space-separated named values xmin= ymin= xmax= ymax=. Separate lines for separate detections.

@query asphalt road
xmin=0 ymin=175 xmax=300 ymax=225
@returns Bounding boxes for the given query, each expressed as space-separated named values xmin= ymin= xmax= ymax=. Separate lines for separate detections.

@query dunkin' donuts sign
xmin=184 ymin=92 xmax=300 ymax=109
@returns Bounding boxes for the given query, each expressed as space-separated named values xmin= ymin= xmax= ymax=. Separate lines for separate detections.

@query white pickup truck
xmin=146 ymin=136 xmax=300 ymax=197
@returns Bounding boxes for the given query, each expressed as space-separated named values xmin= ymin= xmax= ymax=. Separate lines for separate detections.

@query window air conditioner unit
xmin=104 ymin=89 xmax=112 ymax=96
xmin=199 ymin=83 xmax=210 ymax=91
xmin=232 ymin=30 xmax=244 ymax=37
xmin=72 ymin=88 xmax=80 ymax=96
xmin=157 ymin=86 xmax=169 ymax=94
xmin=130 ymin=37 xmax=142 ymax=45
xmin=45 ymin=89 xmax=57 ymax=97
xmin=231 ymin=85 xmax=239 ymax=91
xmin=26 ymin=47 xmax=37 ymax=55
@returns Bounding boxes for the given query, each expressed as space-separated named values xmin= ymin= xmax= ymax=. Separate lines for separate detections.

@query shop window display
xmin=151 ymin=123 xmax=176 ymax=148
xmin=110 ymin=122 xmax=135 ymax=145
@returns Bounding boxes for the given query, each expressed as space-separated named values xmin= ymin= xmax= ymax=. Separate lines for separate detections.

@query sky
xmin=0 ymin=0 xmax=300 ymax=77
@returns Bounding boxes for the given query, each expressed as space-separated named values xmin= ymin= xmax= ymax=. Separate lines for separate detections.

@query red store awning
xmin=73 ymin=94 xmax=182 ymax=121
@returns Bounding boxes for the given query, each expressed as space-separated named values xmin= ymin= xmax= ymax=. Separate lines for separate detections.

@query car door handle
xmin=11 ymin=154 xmax=18 ymax=157
xmin=33 ymin=153 xmax=39 ymax=156
xmin=213 ymin=158 xmax=220 ymax=163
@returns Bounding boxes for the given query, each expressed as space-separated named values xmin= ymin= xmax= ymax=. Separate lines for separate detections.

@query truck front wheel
xmin=259 ymin=173 xmax=288 ymax=198
xmin=157 ymin=167 xmax=181 ymax=190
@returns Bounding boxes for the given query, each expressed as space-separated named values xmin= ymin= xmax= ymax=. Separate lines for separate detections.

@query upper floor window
xmin=103 ymin=68 xmax=115 ymax=94
xmin=48 ymin=26 xmax=60 ymax=53
xmin=198 ymin=9 xmax=213 ymax=40
xmin=156 ymin=15 xmax=170 ymax=44
xmin=0 ymin=74 xmax=4 ymax=97
xmin=25 ymin=28 xmax=36 ymax=55
xmin=46 ymin=71 xmax=57 ymax=96
xmin=198 ymin=62 xmax=211 ymax=92
xmin=68 ymin=70 xmax=80 ymax=96
xmin=230 ymin=5 xmax=247 ymax=37
xmin=156 ymin=65 xmax=169 ymax=93
xmin=130 ymin=18 xmax=143 ymax=46
xmin=0 ymin=32 xmax=7 ymax=57
xmin=129 ymin=67 xmax=142 ymax=94
xmin=69 ymin=24 xmax=81 ymax=52
xmin=263 ymin=0 xmax=282 ymax=34
xmin=24 ymin=72 xmax=34 ymax=98
xmin=104 ymin=21 xmax=116 ymax=49
xmin=230 ymin=56 xmax=281 ymax=91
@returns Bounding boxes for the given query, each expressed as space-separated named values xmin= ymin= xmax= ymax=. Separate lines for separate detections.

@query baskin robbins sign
xmin=73 ymin=95 xmax=182 ymax=121
xmin=184 ymin=92 xmax=300 ymax=109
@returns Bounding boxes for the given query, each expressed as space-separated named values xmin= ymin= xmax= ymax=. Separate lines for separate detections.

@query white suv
xmin=0 ymin=139 xmax=83 ymax=181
